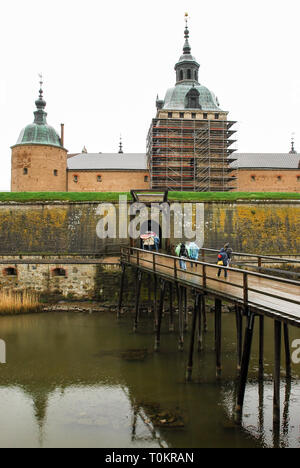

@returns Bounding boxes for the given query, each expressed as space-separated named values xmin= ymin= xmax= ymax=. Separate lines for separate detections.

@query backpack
xmin=217 ymin=251 xmax=227 ymax=266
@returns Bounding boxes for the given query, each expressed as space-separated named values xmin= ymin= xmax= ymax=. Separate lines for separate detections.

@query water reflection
xmin=0 ymin=311 xmax=299 ymax=448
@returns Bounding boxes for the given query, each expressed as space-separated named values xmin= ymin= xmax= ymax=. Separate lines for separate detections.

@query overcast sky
xmin=0 ymin=0 xmax=299 ymax=191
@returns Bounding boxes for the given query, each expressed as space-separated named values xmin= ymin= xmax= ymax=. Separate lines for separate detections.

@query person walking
xmin=217 ymin=246 xmax=229 ymax=279
xmin=224 ymin=243 xmax=233 ymax=268
xmin=179 ymin=243 xmax=189 ymax=271
xmin=188 ymin=242 xmax=199 ymax=269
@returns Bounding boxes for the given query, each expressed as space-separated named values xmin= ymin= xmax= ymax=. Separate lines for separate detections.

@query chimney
xmin=61 ymin=123 xmax=64 ymax=147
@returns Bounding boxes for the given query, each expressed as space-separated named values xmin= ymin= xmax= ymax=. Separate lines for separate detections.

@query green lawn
xmin=0 ymin=191 xmax=299 ymax=203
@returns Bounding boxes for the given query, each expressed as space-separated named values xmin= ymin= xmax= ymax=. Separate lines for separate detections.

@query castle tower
xmin=11 ymin=79 xmax=67 ymax=192
xmin=147 ymin=15 xmax=237 ymax=192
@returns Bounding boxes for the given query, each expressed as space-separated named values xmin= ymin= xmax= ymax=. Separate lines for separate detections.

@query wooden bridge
xmin=118 ymin=247 xmax=300 ymax=427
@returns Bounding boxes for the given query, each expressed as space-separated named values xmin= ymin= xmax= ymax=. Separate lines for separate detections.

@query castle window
xmin=168 ymin=112 xmax=172 ymax=118
xmin=192 ymin=113 xmax=196 ymax=119
xmin=194 ymin=71 xmax=198 ymax=80
xmin=73 ymin=175 xmax=78 ymax=183
xmin=187 ymin=69 xmax=191 ymax=79
xmin=297 ymin=176 xmax=300 ymax=181
xmin=97 ymin=175 xmax=102 ymax=182
xmin=251 ymin=175 xmax=256 ymax=181
xmin=144 ymin=176 xmax=149 ymax=182
xmin=180 ymin=112 xmax=184 ymax=118
xmin=180 ymin=70 xmax=183 ymax=81
xmin=203 ymin=113 xmax=208 ymax=119
xmin=54 ymin=170 xmax=58 ymax=176
xmin=3 ymin=267 xmax=17 ymax=276
xmin=277 ymin=175 xmax=282 ymax=181
xmin=52 ymin=268 xmax=67 ymax=277
xmin=185 ymin=88 xmax=201 ymax=109
xmin=23 ymin=168 xmax=28 ymax=175
xmin=215 ymin=113 xmax=219 ymax=119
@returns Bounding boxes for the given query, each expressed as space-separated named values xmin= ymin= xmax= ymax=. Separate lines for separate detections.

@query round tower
xmin=11 ymin=80 xmax=67 ymax=192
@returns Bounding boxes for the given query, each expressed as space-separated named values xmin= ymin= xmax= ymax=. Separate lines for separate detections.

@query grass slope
xmin=0 ymin=192 xmax=299 ymax=203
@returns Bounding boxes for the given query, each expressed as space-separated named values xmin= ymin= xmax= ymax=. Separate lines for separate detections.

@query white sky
xmin=0 ymin=0 xmax=299 ymax=191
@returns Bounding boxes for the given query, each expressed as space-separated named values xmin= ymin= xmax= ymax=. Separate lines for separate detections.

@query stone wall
xmin=0 ymin=201 xmax=298 ymax=255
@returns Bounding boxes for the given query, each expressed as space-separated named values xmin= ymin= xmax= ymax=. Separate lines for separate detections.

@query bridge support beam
xmin=117 ymin=264 xmax=126 ymax=320
xmin=259 ymin=315 xmax=265 ymax=381
xmin=184 ymin=288 xmax=188 ymax=332
xmin=178 ymin=286 xmax=184 ymax=351
xmin=235 ymin=312 xmax=256 ymax=423
xmin=273 ymin=320 xmax=282 ymax=426
xmin=153 ymin=275 xmax=158 ymax=331
xmin=169 ymin=283 xmax=175 ymax=332
xmin=133 ymin=270 xmax=143 ymax=332
xmin=186 ymin=293 xmax=201 ymax=381
xmin=154 ymin=280 xmax=166 ymax=352
xmin=215 ymin=299 xmax=222 ymax=378
xmin=197 ymin=294 xmax=203 ymax=352
xmin=202 ymin=295 xmax=207 ymax=333
xmin=235 ymin=306 xmax=243 ymax=372
xmin=283 ymin=323 xmax=292 ymax=380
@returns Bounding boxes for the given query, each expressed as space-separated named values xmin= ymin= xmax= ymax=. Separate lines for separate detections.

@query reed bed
xmin=0 ymin=289 xmax=42 ymax=315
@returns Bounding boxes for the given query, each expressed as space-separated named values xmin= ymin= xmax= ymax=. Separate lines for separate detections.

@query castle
xmin=11 ymin=18 xmax=300 ymax=193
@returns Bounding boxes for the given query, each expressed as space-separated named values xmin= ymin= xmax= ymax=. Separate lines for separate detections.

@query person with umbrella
xmin=187 ymin=242 xmax=200 ymax=269
xmin=176 ymin=242 xmax=189 ymax=271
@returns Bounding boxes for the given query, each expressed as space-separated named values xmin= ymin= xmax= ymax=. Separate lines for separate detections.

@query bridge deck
xmin=122 ymin=249 xmax=300 ymax=328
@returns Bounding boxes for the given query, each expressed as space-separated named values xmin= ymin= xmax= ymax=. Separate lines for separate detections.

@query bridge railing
xmin=198 ymin=248 xmax=300 ymax=268
xmin=121 ymin=247 xmax=300 ymax=324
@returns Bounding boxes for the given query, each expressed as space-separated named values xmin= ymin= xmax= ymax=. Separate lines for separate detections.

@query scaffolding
xmin=147 ymin=118 xmax=237 ymax=192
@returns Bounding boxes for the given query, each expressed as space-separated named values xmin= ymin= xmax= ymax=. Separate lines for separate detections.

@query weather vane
xmin=38 ymin=73 xmax=43 ymax=88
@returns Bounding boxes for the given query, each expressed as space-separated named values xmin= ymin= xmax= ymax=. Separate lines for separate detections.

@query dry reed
xmin=0 ymin=289 xmax=42 ymax=315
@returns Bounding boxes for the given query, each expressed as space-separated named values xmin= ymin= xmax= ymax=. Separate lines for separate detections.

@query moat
xmin=0 ymin=310 xmax=299 ymax=448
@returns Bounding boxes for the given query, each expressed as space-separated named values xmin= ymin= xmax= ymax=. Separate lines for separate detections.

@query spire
xmin=34 ymin=73 xmax=47 ymax=125
xmin=174 ymin=14 xmax=200 ymax=85
xmin=289 ymin=134 xmax=297 ymax=154
xmin=183 ymin=12 xmax=191 ymax=55
xmin=118 ymin=135 xmax=123 ymax=154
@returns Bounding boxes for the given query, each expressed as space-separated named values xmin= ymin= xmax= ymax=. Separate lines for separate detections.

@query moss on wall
xmin=0 ymin=201 xmax=298 ymax=255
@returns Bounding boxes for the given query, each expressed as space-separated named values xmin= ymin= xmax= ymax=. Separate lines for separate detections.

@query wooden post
xmin=169 ymin=283 xmax=174 ymax=332
xmin=259 ymin=315 xmax=264 ymax=381
xmin=215 ymin=298 xmax=222 ymax=378
xmin=283 ymin=323 xmax=292 ymax=380
xmin=133 ymin=270 xmax=142 ymax=332
xmin=154 ymin=280 xmax=166 ymax=351
xmin=117 ymin=264 xmax=126 ymax=319
xmin=184 ymin=288 xmax=188 ymax=332
xmin=178 ymin=286 xmax=184 ymax=351
xmin=153 ymin=275 xmax=158 ymax=331
xmin=235 ymin=306 xmax=243 ymax=372
xmin=235 ymin=313 xmax=256 ymax=423
xmin=186 ymin=293 xmax=200 ymax=381
xmin=202 ymin=295 xmax=207 ymax=333
xmin=273 ymin=320 xmax=282 ymax=426
xmin=197 ymin=294 xmax=203 ymax=352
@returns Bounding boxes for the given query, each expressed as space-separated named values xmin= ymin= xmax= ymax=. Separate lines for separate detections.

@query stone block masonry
xmin=0 ymin=201 xmax=299 ymax=256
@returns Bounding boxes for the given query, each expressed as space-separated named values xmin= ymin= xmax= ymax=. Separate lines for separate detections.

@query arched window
xmin=3 ymin=267 xmax=17 ymax=276
xmin=52 ymin=268 xmax=67 ymax=277
xmin=187 ymin=69 xmax=191 ymax=79
xmin=194 ymin=70 xmax=198 ymax=80
xmin=180 ymin=70 xmax=183 ymax=81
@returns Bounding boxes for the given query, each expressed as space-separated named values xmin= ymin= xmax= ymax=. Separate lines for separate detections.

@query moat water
xmin=0 ymin=310 xmax=299 ymax=448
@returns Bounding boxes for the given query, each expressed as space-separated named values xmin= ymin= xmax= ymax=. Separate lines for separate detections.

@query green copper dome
xmin=14 ymin=86 xmax=63 ymax=148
